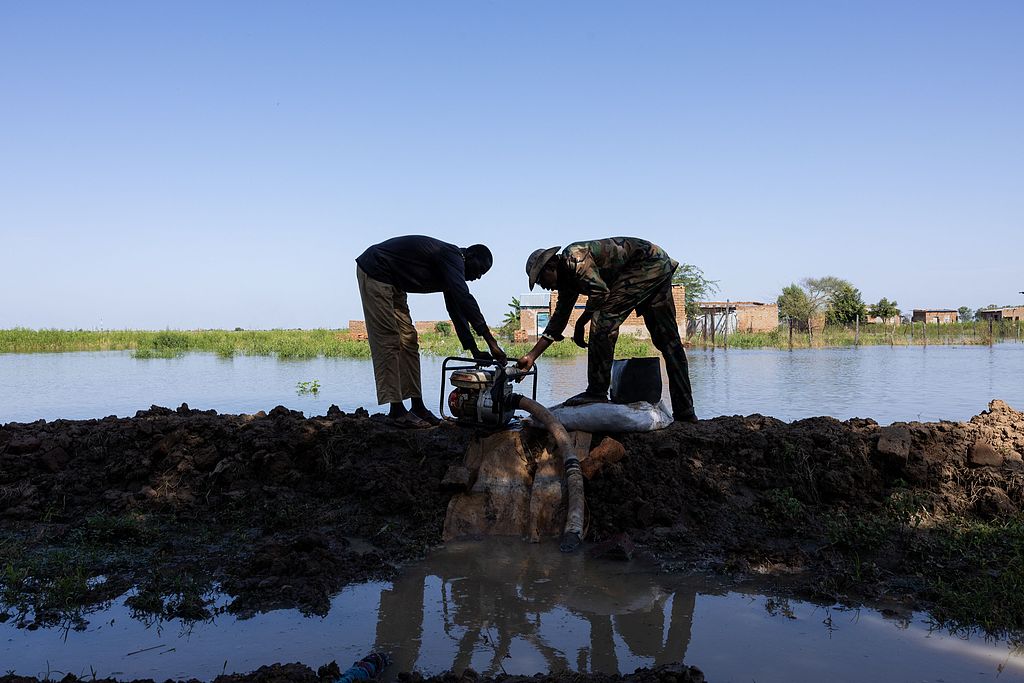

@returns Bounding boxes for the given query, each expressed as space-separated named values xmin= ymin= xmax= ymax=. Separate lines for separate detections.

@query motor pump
xmin=440 ymin=357 xmax=537 ymax=427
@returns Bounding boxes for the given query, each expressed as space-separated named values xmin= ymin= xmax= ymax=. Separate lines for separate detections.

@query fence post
xmin=855 ymin=315 xmax=860 ymax=345
xmin=789 ymin=319 xmax=794 ymax=350
xmin=724 ymin=300 xmax=729 ymax=349
xmin=710 ymin=310 xmax=716 ymax=349
xmin=989 ymin=318 xmax=994 ymax=346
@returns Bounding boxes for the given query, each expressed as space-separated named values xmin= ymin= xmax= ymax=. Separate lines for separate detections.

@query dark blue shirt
xmin=356 ymin=235 xmax=488 ymax=350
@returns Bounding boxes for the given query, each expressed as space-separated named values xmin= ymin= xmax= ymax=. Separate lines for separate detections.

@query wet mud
xmin=1 ymin=400 xmax=1022 ymax=681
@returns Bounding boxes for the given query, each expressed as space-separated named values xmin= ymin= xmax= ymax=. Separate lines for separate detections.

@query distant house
xmin=911 ymin=309 xmax=959 ymax=324
xmin=689 ymin=301 xmax=779 ymax=336
xmin=865 ymin=313 xmax=901 ymax=325
xmin=976 ymin=306 xmax=1024 ymax=322
xmin=347 ymin=319 xmax=452 ymax=340
xmin=517 ymin=285 xmax=686 ymax=342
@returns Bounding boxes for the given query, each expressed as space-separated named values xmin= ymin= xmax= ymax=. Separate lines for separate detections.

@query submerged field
xmin=1 ymin=399 xmax=1022 ymax=681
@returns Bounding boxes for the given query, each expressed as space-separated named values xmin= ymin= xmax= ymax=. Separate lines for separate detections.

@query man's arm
xmin=517 ymin=289 xmax=579 ymax=372
xmin=541 ymin=289 xmax=579 ymax=342
xmin=439 ymin=251 xmax=506 ymax=361
xmin=442 ymin=291 xmax=480 ymax=351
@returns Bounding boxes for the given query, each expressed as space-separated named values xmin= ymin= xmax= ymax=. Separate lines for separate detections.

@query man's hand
xmin=516 ymin=354 xmax=535 ymax=374
xmin=487 ymin=338 xmax=508 ymax=364
xmin=573 ymin=313 xmax=592 ymax=349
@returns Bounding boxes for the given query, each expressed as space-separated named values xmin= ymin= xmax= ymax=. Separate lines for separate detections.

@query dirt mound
xmin=1 ymin=400 xmax=1022 ymax=636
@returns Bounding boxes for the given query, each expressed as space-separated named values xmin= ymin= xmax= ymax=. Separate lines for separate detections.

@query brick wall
xmin=912 ymin=309 xmax=959 ymax=323
xmin=414 ymin=320 xmax=453 ymax=335
xmin=977 ymin=306 xmax=1024 ymax=321
xmin=347 ymin=320 xmax=368 ymax=339
xmin=520 ymin=309 xmax=539 ymax=337
xmin=348 ymin=319 xmax=453 ymax=338
xmin=736 ymin=303 xmax=778 ymax=332
xmin=694 ymin=301 xmax=779 ymax=333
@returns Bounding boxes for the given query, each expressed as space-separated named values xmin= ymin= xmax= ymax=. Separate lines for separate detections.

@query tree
xmin=780 ymin=276 xmax=860 ymax=324
xmin=672 ymin=263 xmax=720 ymax=319
xmin=958 ymin=306 xmax=972 ymax=322
xmin=869 ymin=298 xmax=900 ymax=321
xmin=827 ymin=282 xmax=867 ymax=324
xmin=801 ymin=276 xmax=850 ymax=318
xmin=777 ymin=284 xmax=815 ymax=324
xmin=499 ymin=297 xmax=521 ymax=339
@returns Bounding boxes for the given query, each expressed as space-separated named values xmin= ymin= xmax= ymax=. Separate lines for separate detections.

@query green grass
xmin=816 ymin=490 xmax=1024 ymax=637
xmin=2 ymin=319 xmax=1019 ymax=358
xmin=705 ymin=319 xmax=1023 ymax=349
xmin=0 ymin=327 xmax=659 ymax=360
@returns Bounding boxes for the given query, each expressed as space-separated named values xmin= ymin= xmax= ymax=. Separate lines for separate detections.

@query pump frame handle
xmin=439 ymin=356 xmax=538 ymax=422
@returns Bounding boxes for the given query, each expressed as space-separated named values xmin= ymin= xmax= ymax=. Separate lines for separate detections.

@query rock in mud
xmin=973 ymin=486 xmax=1018 ymax=518
xmin=968 ymin=441 xmax=1004 ymax=468
xmin=582 ymin=436 xmax=627 ymax=479
xmin=876 ymin=426 xmax=911 ymax=462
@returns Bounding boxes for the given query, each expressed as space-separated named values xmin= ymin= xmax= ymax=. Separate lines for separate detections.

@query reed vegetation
xmin=0 ymin=327 xmax=659 ymax=360
xmin=696 ymin=319 xmax=1023 ymax=350
xmin=2 ymin=318 xmax=1019 ymax=359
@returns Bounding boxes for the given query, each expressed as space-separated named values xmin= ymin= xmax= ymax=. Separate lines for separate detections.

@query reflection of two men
xmin=373 ymin=543 xmax=702 ymax=676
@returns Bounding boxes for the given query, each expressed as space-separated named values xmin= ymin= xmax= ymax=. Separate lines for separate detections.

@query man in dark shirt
xmin=356 ymin=236 xmax=507 ymax=428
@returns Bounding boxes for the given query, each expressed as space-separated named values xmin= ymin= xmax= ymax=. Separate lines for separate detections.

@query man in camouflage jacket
xmin=518 ymin=237 xmax=697 ymax=422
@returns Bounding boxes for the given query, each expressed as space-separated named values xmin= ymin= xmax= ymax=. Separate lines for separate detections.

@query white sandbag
xmin=535 ymin=400 xmax=674 ymax=432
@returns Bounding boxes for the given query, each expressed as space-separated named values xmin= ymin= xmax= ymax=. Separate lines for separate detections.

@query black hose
xmin=511 ymin=394 xmax=585 ymax=552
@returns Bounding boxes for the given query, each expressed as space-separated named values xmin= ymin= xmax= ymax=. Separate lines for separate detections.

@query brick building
xmin=865 ymin=313 xmax=901 ymax=325
xmin=347 ymin=319 xmax=452 ymax=340
xmin=912 ymin=309 xmax=959 ymax=324
xmin=976 ymin=306 xmax=1024 ymax=322
xmin=517 ymin=285 xmax=686 ymax=342
xmin=689 ymin=301 xmax=779 ymax=336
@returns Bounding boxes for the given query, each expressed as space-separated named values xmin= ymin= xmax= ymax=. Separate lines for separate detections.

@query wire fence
xmin=685 ymin=316 xmax=1024 ymax=349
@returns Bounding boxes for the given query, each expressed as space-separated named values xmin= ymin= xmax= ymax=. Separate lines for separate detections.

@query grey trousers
xmin=356 ymin=265 xmax=422 ymax=405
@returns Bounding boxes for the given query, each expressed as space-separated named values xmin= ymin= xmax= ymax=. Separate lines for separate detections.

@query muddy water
xmin=2 ymin=345 xmax=1023 ymax=424
xmin=2 ymin=540 xmax=1022 ymax=682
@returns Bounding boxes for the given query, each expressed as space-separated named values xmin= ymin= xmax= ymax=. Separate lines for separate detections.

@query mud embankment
xmin=1 ymin=400 xmax=1022 ymax=679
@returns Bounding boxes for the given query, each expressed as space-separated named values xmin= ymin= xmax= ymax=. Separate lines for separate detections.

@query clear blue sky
xmin=2 ymin=1 xmax=1021 ymax=329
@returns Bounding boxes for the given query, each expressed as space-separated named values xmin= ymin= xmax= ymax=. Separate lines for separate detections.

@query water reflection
xmin=2 ymin=540 xmax=1023 ymax=681
xmin=374 ymin=541 xmax=702 ymax=675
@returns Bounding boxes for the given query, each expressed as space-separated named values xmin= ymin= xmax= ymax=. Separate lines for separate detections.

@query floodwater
xmin=2 ymin=345 xmax=1023 ymax=425
xmin=1 ymin=539 xmax=1021 ymax=682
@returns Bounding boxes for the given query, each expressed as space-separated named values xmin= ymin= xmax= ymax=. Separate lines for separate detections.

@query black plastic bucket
xmin=610 ymin=357 xmax=662 ymax=404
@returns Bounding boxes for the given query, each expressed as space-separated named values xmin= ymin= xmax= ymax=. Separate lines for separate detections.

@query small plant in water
xmin=296 ymin=379 xmax=321 ymax=396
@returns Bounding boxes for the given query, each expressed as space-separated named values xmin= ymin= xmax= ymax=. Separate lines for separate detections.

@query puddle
xmin=3 ymin=539 xmax=1023 ymax=682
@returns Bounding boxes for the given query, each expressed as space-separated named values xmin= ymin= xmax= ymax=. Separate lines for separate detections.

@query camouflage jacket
xmin=542 ymin=237 xmax=677 ymax=341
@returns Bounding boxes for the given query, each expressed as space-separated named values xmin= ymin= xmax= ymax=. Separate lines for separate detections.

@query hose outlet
xmin=559 ymin=531 xmax=583 ymax=553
